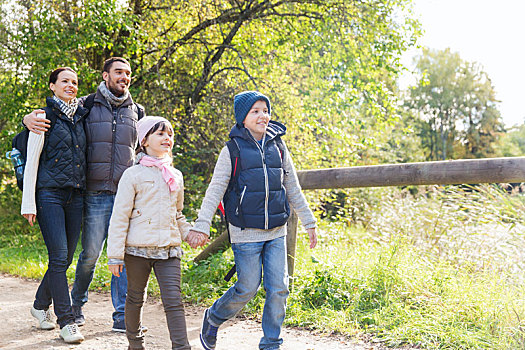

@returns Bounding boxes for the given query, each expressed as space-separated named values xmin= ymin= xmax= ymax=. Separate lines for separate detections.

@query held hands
xmin=185 ymin=230 xmax=209 ymax=249
xmin=23 ymin=214 xmax=37 ymax=226
xmin=24 ymin=110 xmax=49 ymax=134
xmin=109 ymin=264 xmax=124 ymax=277
xmin=306 ymin=227 xmax=317 ymax=249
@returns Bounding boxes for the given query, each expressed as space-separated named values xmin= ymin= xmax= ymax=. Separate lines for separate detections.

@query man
xmin=24 ymin=57 xmax=143 ymax=332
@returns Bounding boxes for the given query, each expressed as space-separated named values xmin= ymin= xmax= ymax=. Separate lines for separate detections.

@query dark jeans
xmin=71 ymin=191 xmax=127 ymax=323
xmin=124 ymin=254 xmax=190 ymax=350
xmin=33 ymin=188 xmax=83 ymax=328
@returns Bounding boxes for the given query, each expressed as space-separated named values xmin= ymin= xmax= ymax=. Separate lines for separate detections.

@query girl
xmin=107 ymin=116 xmax=207 ymax=350
xmin=22 ymin=67 xmax=88 ymax=343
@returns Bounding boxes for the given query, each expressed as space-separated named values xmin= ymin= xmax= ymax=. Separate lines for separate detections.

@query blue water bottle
xmin=7 ymin=148 xmax=25 ymax=188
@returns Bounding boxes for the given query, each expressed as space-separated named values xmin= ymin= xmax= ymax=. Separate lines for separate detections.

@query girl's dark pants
xmin=124 ymin=253 xmax=190 ymax=350
xmin=33 ymin=188 xmax=83 ymax=328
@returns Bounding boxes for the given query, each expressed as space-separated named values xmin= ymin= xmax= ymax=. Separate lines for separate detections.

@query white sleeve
xmin=21 ymin=131 xmax=45 ymax=215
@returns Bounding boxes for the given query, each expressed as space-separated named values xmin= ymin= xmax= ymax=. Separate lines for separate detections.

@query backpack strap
xmin=84 ymin=92 xmax=145 ymax=120
xmin=275 ymin=136 xmax=286 ymax=162
xmin=226 ymin=139 xmax=241 ymax=189
xmin=225 ymin=138 xmax=247 ymax=229
xmin=134 ymin=103 xmax=145 ymax=120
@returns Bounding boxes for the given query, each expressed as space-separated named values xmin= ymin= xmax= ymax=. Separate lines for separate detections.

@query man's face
xmin=102 ymin=61 xmax=131 ymax=97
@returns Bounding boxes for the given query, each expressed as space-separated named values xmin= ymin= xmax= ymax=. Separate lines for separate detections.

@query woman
xmin=21 ymin=67 xmax=88 ymax=343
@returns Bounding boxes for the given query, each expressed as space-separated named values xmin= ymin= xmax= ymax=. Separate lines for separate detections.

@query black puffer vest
xmin=81 ymin=89 xmax=142 ymax=193
xmin=36 ymin=97 xmax=88 ymax=190
xmin=223 ymin=121 xmax=290 ymax=229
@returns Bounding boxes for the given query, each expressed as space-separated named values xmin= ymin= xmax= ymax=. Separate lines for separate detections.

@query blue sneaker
xmin=200 ymin=309 xmax=218 ymax=350
xmin=72 ymin=305 xmax=85 ymax=326
xmin=112 ymin=319 xmax=148 ymax=333
xmin=112 ymin=319 xmax=126 ymax=333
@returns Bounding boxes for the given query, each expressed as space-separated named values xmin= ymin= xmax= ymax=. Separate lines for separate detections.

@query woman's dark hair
xmin=49 ymin=67 xmax=77 ymax=84
xmin=137 ymin=121 xmax=174 ymax=154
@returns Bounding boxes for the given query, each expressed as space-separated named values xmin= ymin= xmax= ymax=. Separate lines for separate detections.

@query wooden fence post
xmin=286 ymin=211 xmax=298 ymax=281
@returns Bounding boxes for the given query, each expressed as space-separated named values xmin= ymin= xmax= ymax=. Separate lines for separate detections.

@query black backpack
xmin=10 ymin=107 xmax=57 ymax=190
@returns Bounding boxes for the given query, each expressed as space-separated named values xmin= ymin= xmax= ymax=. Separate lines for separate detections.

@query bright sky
xmin=401 ymin=0 xmax=525 ymax=127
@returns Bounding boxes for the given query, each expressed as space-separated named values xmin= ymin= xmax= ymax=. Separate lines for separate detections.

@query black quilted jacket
xmin=36 ymin=97 xmax=88 ymax=190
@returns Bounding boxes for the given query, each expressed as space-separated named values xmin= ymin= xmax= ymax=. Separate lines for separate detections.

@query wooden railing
xmin=194 ymin=157 xmax=525 ymax=277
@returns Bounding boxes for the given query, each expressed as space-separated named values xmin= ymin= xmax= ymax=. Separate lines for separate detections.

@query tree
xmin=405 ymin=48 xmax=504 ymax=160
xmin=0 ymin=0 xmax=420 ymax=213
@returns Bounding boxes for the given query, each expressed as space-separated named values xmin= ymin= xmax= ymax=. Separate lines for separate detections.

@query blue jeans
xmin=34 ymin=188 xmax=83 ymax=328
xmin=71 ymin=191 xmax=127 ymax=322
xmin=208 ymin=236 xmax=289 ymax=350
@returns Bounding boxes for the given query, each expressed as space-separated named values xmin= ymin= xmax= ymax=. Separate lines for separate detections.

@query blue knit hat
xmin=234 ymin=91 xmax=271 ymax=125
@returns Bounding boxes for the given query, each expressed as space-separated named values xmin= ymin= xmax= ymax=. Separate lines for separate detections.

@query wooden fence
xmin=194 ymin=157 xmax=525 ymax=277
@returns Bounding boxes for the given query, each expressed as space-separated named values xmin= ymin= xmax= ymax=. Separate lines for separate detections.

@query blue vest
xmin=224 ymin=122 xmax=290 ymax=229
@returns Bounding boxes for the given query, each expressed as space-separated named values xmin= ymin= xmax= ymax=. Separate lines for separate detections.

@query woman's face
xmin=50 ymin=70 xmax=78 ymax=102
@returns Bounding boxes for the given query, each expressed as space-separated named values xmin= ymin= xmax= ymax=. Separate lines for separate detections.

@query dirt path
xmin=0 ymin=274 xmax=387 ymax=350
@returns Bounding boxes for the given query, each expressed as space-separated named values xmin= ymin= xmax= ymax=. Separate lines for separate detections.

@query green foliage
xmin=181 ymin=249 xmax=234 ymax=304
xmin=0 ymin=0 xmax=423 ymax=241
xmin=0 ymin=0 xmax=421 ymax=193
xmin=405 ymin=48 xmax=505 ymax=161
xmin=498 ymin=122 xmax=525 ymax=157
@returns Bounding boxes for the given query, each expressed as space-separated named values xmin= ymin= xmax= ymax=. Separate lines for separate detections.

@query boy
xmin=187 ymin=91 xmax=317 ymax=350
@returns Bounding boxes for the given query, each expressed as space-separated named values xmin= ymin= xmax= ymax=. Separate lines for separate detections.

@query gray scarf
xmin=52 ymin=95 xmax=78 ymax=121
xmin=99 ymin=81 xmax=129 ymax=107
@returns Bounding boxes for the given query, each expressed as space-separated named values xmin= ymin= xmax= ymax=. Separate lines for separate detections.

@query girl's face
xmin=50 ymin=70 xmax=78 ymax=102
xmin=143 ymin=124 xmax=174 ymax=158
xmin=243 ymin=100 xmax=270 ymax=141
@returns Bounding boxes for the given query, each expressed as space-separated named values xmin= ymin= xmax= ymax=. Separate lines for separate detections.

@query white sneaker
xmin=60 ymin=323 xmax=84 ymax=343
xmin=30 ymin=306 xmax=55 ymax=330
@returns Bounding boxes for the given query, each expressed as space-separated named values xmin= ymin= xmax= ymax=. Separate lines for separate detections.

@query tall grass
xmin=284 ymin=185 xmax=525 ymax=349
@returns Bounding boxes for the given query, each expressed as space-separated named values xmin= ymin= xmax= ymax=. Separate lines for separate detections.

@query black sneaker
xmin=112 ymin=319 xmax=148 ymax=333
xmin=72 ymin=305 xmax=85 ymax=326
xmin=200 ymin=309 xmax=218 ymax=350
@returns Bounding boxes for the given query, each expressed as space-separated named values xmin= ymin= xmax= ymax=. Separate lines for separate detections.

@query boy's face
xmin=243 ymin=100 xmax=270 ymax=141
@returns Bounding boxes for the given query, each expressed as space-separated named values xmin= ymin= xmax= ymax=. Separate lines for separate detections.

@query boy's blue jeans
xmin=208 ymin=236 xmax=289 ymax=350
xmin=34 ymin=188 xmax=83 ymax=328
xmin=70 ymin=191 xmax=127 ymax=323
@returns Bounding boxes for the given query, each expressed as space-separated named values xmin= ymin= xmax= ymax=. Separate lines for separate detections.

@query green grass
xmin=288 ymin=223 xmax=525 ymax=349
xmin=2 ymin=184 xmax=525 ymax=349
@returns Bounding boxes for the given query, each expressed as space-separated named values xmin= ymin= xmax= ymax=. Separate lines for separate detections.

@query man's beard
xmin=108 ymin=80 xmax=128 ymax=97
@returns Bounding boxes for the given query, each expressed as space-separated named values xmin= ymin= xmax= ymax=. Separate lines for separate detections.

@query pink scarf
xmin=139 ymin=155 xmax=180 ymax=192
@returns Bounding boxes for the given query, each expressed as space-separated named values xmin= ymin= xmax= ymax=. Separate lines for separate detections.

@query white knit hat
xmin=137 ymin=116 xmax=170 ymax=145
